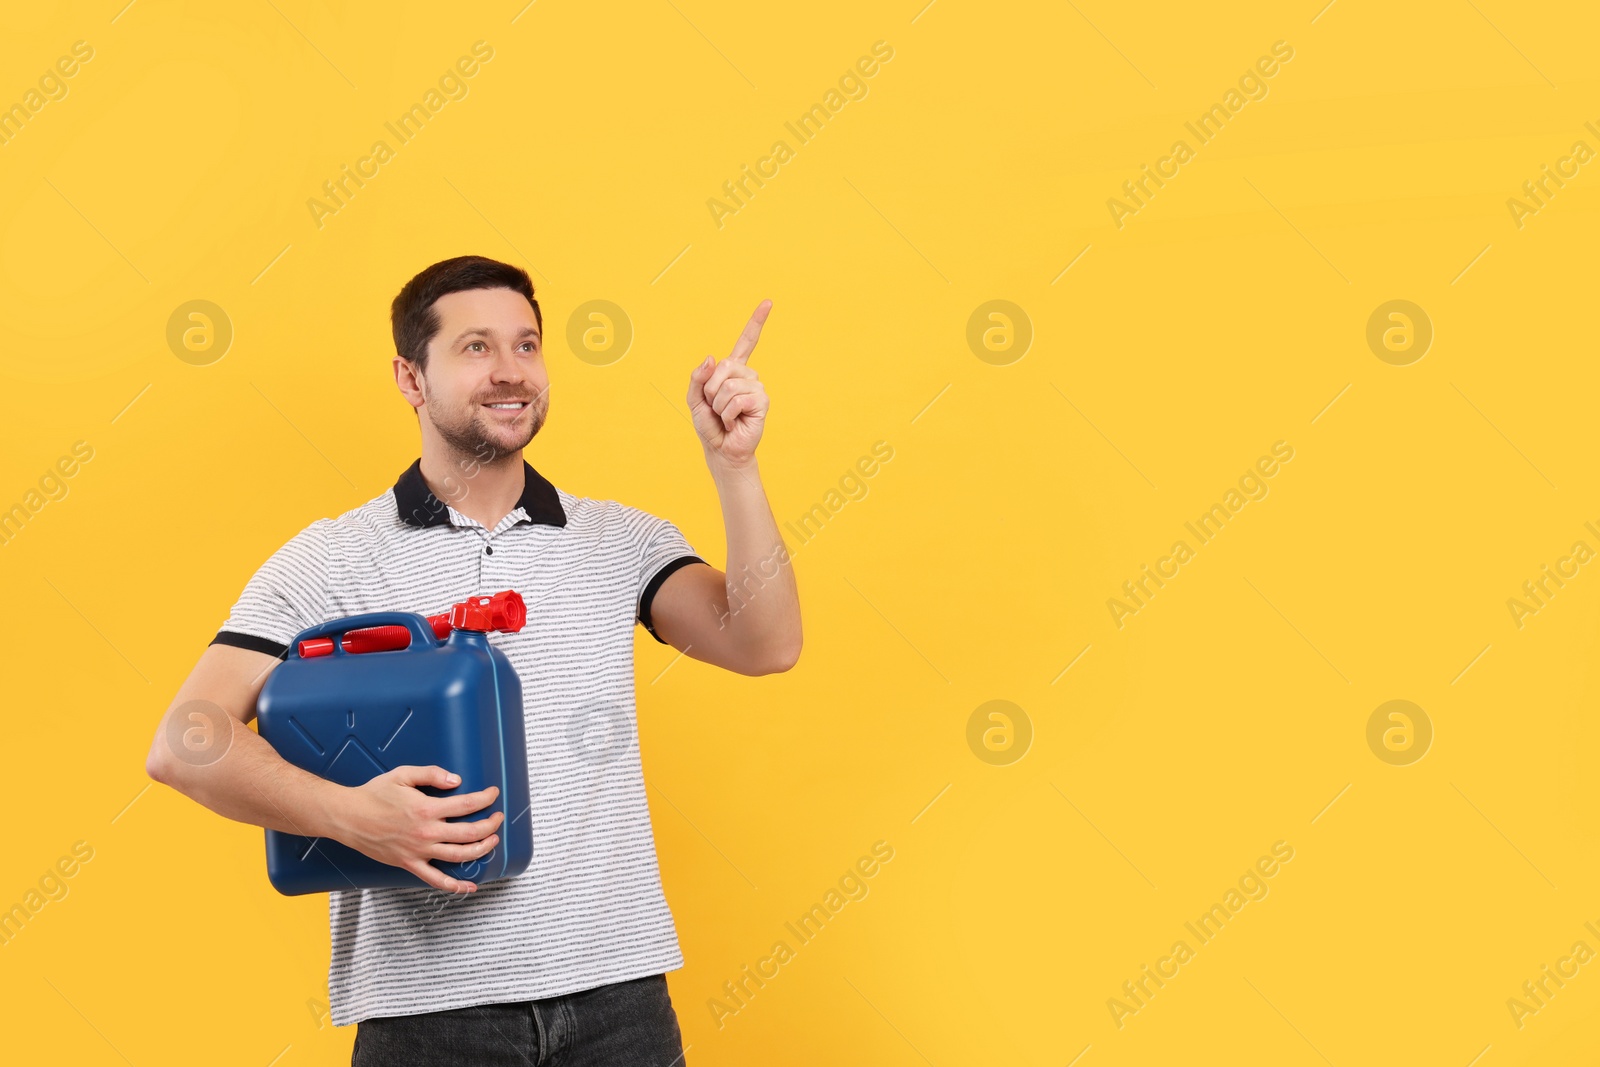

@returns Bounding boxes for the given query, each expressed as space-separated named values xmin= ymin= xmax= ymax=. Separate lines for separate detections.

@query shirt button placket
xmin=486 ymin=521 xmax=522 ymax=594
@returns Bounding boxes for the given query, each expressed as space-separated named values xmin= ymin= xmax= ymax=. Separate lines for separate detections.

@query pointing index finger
xmin=727 ymin=299 xmax=772 ymax=364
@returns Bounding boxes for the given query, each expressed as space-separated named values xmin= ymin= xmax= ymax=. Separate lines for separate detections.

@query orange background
xmin=4 ymin=1 xmax=1600 ymax=1064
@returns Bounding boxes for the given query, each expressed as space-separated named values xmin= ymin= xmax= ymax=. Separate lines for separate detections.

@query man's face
xmin=414 ymin=287 xmax=549 ymax=460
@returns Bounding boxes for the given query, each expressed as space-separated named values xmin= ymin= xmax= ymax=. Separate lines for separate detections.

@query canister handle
xmin=288 ymin=612 xmax=439 ymax=660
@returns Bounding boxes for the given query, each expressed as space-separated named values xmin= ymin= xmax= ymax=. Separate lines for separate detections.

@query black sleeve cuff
xmin=210 ymin=630 xmax=290 ymax=660
xmin=638 ymin=555 xmax=708 ymax=644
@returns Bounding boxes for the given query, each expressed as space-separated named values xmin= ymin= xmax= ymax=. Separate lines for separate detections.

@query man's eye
xmin=468 ymin=341 xmax=485 ymax=351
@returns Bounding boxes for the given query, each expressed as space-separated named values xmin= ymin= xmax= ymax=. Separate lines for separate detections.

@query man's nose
xmin=489 ymin=351 xmax=525 ymax=383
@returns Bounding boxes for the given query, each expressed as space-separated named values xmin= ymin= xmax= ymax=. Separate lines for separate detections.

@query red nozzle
xmin=451 ymin=590 xmax=526 ymax=633
xmin=297 ymin=590 xmax=525 ymax=658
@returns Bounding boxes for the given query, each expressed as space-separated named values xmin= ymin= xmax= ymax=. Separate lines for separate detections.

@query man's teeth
xmin=488 ymin=402 xmax=525 ymax=408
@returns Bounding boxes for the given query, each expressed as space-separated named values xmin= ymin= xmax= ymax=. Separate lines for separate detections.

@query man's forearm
xmin=153 ymin=717 xmax=350 ymax=840
xmin=710 ymin=457 xmax=800 ymax=661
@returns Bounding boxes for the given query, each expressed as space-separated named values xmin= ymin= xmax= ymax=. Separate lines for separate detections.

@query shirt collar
xmin=393 ymin=458 xmax=568 ymax=529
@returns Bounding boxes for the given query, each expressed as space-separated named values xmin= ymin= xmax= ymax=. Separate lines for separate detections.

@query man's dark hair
xmin=390 ymin=255 xmax=542 ymax=373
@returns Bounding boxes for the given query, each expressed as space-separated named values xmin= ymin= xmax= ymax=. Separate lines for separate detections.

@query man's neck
xmin=418 ymin=449 xmax=524 ymax=530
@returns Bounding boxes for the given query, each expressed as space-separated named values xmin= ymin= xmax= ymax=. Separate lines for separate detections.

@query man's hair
xmin=389 ymin=255 xmax=542 ymax=373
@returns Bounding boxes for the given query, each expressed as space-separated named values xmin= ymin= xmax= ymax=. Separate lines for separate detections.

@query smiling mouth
xmin=483 ymin=401 xmax=530 ymax=412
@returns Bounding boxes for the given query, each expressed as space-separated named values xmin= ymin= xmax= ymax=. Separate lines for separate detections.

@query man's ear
xmin=393 ymin=357 xmax=427 ymax=410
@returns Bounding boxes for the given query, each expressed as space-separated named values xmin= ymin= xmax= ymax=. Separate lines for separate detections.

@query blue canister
xmin=256 ymin=595 xmax=532 ymax=895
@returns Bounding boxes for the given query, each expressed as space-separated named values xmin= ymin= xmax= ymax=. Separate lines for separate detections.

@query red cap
xmin=450 ymin=590 xmax=526 ymax=633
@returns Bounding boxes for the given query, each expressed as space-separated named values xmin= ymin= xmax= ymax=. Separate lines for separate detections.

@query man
xmin=144 ymin=254 xmax=801 ymax=1065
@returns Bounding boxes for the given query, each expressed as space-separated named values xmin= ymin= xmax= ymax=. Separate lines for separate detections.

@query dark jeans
xmin=351 ymin=974 xmax=687 ymax=1067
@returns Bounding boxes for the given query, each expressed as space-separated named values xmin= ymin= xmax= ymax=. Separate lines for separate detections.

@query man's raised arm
xmin=647 ymin=300 xmax=802 ymax=674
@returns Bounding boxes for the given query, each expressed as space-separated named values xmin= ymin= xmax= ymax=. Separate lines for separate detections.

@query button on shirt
xmin=211 ymin=459 xmax=707 ymax=1026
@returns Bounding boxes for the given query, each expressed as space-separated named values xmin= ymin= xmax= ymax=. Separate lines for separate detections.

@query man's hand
xmin=334 ymin=765 xmax=506 ymax=894
xmin=687 ymin=300 xmax=772 ymax=470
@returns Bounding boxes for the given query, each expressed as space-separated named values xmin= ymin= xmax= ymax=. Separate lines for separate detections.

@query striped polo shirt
xmin=211 ymin=458 xmax=707 ymax=1026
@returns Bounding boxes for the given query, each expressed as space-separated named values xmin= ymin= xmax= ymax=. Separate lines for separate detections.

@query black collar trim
xmin=393 ymin=458 xmax=567 ymax=529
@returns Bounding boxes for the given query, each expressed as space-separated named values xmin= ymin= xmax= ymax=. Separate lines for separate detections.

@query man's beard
xmin=427 ymin=386 xmax=549 ymax=464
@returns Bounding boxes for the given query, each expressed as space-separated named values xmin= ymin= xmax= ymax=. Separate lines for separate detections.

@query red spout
xmin=297 ymin=590 xmax=525 ymax=658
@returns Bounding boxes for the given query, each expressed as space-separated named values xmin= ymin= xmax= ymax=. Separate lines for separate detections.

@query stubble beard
xmin=427 ymin=384 xmax=549 ymax=466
